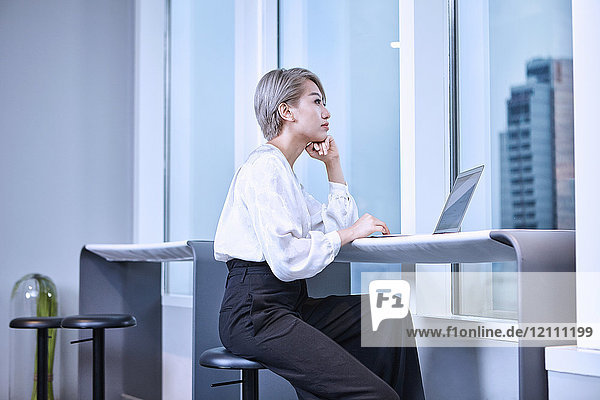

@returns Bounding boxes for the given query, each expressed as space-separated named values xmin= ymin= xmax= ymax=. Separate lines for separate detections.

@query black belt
xmin=226 ymin=258 xmax=270 ymax=272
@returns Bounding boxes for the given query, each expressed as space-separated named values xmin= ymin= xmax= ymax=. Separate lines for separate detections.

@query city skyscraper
xmin=500 ymin=58 xmax=574 ymax=229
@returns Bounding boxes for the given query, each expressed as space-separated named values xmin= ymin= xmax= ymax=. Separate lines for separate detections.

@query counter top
xmin=85 ymin=230 xmax=522 ymax=264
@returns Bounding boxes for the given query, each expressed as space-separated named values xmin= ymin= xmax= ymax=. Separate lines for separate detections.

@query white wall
xmin=542 ymin=4 xmax=600 ymax=396
xmin=573 ymin=0 xmax=600 ymax=350
xmin=0 ymin=1 xmax=135 ymax=398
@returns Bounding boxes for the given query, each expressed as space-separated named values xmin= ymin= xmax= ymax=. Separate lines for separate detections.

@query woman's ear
xmin=278 ymin=103 xmax=295 ymax=122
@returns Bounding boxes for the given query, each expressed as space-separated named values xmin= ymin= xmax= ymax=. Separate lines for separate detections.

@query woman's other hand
xmin=337 ymin=213 xmax=390 ymax=247
xmin=305 ymin=135 xmax=339 ymax=164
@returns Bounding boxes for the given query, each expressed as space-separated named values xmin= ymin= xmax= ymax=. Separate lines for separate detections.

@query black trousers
xmin=219 ymin=259 xmax=425 ymax=400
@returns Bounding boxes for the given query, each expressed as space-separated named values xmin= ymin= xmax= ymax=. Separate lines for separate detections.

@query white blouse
xmin=214 ymin=144 xmax=359 ymax=281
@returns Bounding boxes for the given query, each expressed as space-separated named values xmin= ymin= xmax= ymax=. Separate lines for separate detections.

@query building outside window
xmin=455 ymin=0 xmax=574 ymax=318
xmin=500 ymin=58 xmax=574 ymax=230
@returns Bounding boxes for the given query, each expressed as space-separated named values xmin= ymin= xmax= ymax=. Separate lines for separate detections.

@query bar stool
xmin=9 ymin=316 xmax=63 ymax=400
xmin=61 ymin=314 xmax=136 ymax=400
xmin=200 ymin=346 xmax=265 ymax=400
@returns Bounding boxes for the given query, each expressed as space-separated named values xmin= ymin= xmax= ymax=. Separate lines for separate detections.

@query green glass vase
xmin=10 ymin=274 xmax=58 ymax=400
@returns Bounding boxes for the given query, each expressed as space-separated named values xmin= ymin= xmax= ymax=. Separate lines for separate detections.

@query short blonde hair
xmin=254 ymin=68 xmax=326 ymax=141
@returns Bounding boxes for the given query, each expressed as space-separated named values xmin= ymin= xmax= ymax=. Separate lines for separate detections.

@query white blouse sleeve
xmin=242 ymin=157 xmax=342 ymax=282
xmin=301 ymin=181 xmax=360 ymax=234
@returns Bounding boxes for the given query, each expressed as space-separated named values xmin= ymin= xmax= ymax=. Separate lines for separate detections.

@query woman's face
xmin=289 ymin=79 xmax=330 ymax=142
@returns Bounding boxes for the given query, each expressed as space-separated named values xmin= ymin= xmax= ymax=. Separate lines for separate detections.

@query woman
xmin=214 ymin=68 xmax=424 ymax=399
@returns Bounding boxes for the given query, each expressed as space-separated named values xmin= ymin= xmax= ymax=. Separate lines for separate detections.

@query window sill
xmin=162 ymin=294 xmax=193 ymax=308
xmin=546 ymin=346 xmax=600 ymax=377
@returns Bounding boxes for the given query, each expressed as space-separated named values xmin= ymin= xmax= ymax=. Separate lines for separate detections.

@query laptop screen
xmin=434 ymin=165 xmax=484 ymax=234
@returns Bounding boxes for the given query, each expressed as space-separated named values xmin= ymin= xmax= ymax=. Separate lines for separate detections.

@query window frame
xmin=159 ymin=0 xmax=279 ymax=299
xmin=400 ymin=0 xmax=517 ymax=328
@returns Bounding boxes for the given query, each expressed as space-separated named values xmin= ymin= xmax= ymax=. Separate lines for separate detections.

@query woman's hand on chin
xmin=305 ymin=135 xmax=339 ymax=164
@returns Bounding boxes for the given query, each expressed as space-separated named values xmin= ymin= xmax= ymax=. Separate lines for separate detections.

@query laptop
xmin=371 ymin=165 xmax=484 ymax=237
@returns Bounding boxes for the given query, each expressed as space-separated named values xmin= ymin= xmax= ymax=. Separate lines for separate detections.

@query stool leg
xmin=37 ymin=327 xmax=49 ymax=400
xmin=241 ymin=369 xmax=259 ymax=400
xmin=93 ymin=328 xmax=105 ymax=400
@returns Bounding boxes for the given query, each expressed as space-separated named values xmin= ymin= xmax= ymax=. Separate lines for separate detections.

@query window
xmin=164 ymin=0 xmax=401 ymax=295
xmin=278 ymin=0 xmax=401 ymax=293
xmin=166 ymin=0 xmax=236 ymax=295
xmin=454 ymin=0 xmax=574 ymax=318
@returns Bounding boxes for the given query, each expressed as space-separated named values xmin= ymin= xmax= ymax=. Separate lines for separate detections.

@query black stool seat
xmin=200 ymin=346 xmax=264 ymax=370
xmin=61 ymin=314 xmax=136 ymax=329
xmin=62 ymin=314 xmax=136 ymax=400
xmin=9 ymin=316 xmax=63 ymax=400
xmin=200 ymin=347 xmax=263 ymax=399
xmin=10 ymin=316 xmax=62 ymax=329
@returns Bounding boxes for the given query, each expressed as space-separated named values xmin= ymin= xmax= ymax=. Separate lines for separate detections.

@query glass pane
xmin=166 ymin=0 xmax=236 ymax=295
xmin=279 ymin=0 xmax=401 ymax=293
xmin=456 ymin=0 xmax=573 ymax=318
